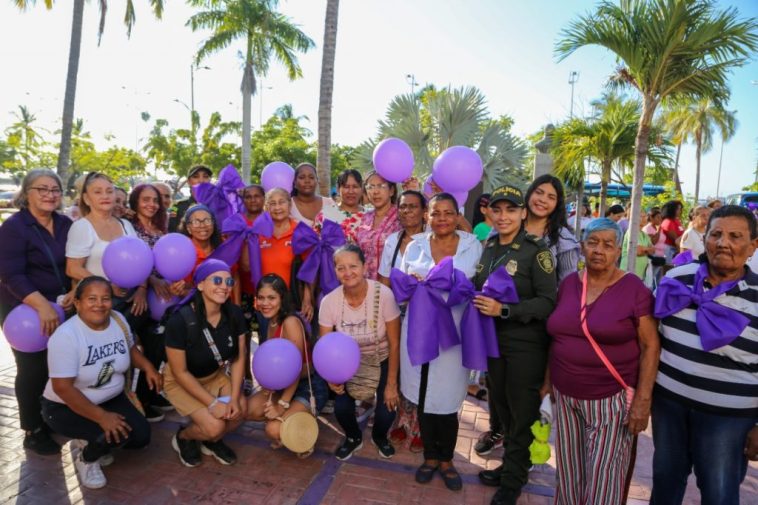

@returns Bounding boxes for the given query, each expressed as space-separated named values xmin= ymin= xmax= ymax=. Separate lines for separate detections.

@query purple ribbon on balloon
xmin=213 ymin=212 xmax=274 ymax=288
xmin=292 ymin=220 xmax=347 ymax=295
xmin=194 ymin=164 xmax=244 ymax=224
xmin=654 ymin=262 xmax=750 ymax=351
xmin=390 ymin=257 xmax=460 ymax=366
xmin=447 ymin=267 xmax=518 ymax=371
xmin=671 ymin=250 xmax=694 ymax=266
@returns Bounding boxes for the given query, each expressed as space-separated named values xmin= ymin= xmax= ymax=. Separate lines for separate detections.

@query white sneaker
xmin=70 ymin=439 xmax=114 ymax=467
xmin=73 ymin=451 xmax=107 ymax=489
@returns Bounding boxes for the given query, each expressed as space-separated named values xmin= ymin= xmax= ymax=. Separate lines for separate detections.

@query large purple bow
xmin=194 ymin=164 xmax=244 ymax=223
xmin=672 ymin=250 xmax=694 ymax=266
xmin=654 ymin=262 xmax=750 ymax=351
xmin=292 ymin=220 xmax=346 ymax=295
xmin=390 ymin=257 xmax=459 ymax=366
xmin=212 ymin=212 xmax=274 ymax=287
xmin=447 ymin=267 xmax=519 ymax=371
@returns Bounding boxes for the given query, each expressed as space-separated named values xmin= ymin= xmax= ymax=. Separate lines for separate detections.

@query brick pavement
xmin=0 ymin=339 xmax=756 ymax=504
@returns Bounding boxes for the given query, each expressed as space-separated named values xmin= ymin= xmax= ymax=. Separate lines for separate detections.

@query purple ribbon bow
xmin=447 ymin=267 xmax=519 ymax=371
xmin=654 ymin=262 xmax=750 ymax=351
xmin=194 ymin=164 xmax=244 ymax=223
xmin=390 ymin=257 xmax=460 ymax=366
xmin=212 ymin=212 xmax=274 ymax=287
xmin=292 ymin=220 xmax=347 ymax=295
xmin=672 ymin=250 xmax=694 ymax=266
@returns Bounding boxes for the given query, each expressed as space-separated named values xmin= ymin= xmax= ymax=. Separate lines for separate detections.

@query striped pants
xmin=554 ymin=389 xmax=633 ymax=505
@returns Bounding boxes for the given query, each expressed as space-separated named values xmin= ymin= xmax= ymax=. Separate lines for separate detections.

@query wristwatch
xmin=500 ymin=304 xmax=510 ymax=320
xmin=278 ymin=399 xmax=291 ymax=409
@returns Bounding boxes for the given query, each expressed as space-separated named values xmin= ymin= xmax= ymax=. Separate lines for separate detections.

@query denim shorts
xmin=293 ymin=372 xmax=329 ymax=412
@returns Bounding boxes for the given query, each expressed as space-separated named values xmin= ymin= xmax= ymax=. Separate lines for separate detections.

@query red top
xmin=270 ymin=319 xmax=310 ymax=365
xmin=660 ymin=218 xmax=684 ymax=246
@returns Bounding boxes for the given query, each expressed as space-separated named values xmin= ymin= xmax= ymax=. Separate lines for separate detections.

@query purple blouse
xmin=0 ymin=209 xmax=72 ymax=309
xmin=547 ymin=272 xmax=653 ymax=400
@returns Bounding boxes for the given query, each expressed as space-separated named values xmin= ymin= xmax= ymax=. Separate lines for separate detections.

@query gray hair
xmin=582 ymin=217 xmax=622 ymax=246
xmin=13 ymin=169 xmax=63 ymax=210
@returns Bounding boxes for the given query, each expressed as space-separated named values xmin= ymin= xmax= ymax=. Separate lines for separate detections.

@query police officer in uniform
xmin=472 ymin=184 xmax=557 ymax=505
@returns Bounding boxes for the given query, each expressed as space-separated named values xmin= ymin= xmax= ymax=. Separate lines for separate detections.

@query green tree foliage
xmin=2 ymin=106 xmax=48 ymax=173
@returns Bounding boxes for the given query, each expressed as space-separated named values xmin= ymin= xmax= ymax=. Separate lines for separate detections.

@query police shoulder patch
xmin=537 ymin=250 xmax=555 ymax=274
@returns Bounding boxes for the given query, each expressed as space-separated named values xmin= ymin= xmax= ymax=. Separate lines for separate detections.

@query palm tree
xmin=4 ymin=105 xmax=47 ymax=173
xmin=354 ymin=86 xmax=529 ymax=192
xmin=317 ymin=0 xmax=339 ymax=196
xmin=664 ymin=98 xmax=737 ymax=203
xmin=187 ymin=0 xmax=315 ymax=184
xmin=557 ymin=0 xmax=758 ymax=271
xmin=13 ymin=0 xmax=164 ymax=189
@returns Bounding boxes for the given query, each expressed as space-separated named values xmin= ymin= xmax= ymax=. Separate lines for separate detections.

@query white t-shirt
xmin=378 ymin=231 xmax=404 ymax=279
xmin=43 ymin=313 xmax=134 ymax=405
xmin=680 ymin=228 xmax=705 ymax=258
xmin=66 ymin=218 xmax=136 ymax=279
xmin=290 ymin=197 xmax=338 ymax=228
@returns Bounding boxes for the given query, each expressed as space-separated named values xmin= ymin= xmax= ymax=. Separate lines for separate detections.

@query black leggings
xmin=334 ymin=360 xmax=396 ymax=442
xmin=12 ymin=349 xmax=48 ymax=432
xmin=418 ymin=363 xmax=459 ymax=462
xmin=42 ymin=393 xmax=150 ymax=462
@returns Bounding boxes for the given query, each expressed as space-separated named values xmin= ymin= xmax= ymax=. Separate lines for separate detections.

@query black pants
xmin=12 ymin=349 xmax=48 ymax=432
xmin=418 ymin=363 xmax=459 ymax=462
xmin=41 ymin=393 xmax=150 ymax=462
xmin=113 ymin=298 xmax=156 ymax=408
xmin=486 ymin=371 xmax=503 ymax=434
xmin=335 ymin=360 xmax=396 ymax=442
xmin=487 ymin=344 xmax=547 ymax=491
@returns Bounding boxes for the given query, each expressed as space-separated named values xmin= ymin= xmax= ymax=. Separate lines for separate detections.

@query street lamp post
xmin=568 ymin=71 xmax=579 ymax=118
xmin=259 ymin=80 xmax=273 ymax=128
xmin=406 ymin=74 xmax=418 ymax=96
xmin=190 ymin=64 xmax=211 ymax=121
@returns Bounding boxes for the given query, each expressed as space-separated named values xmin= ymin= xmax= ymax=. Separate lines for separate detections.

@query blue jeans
xmin=650 ymin=392 xmax=756 ymax=505
xmin=334 ymin=359 xmax=395 ymax=442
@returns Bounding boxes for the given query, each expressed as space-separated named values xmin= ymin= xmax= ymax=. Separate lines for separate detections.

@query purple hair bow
xmin=292 ymin=220 xmax=347 ymax=295
xmin=194 ymin=164 xmax=244 ymax=224
xmin=212 ymin=212 xmax=274 ymax=287
xmin=390 ymin=257 xmax=459 ymax=366
xmin=447 ymin=267 xmax=518 ymax=371
xmin=654 ymin=262 xmax=750 ymax=351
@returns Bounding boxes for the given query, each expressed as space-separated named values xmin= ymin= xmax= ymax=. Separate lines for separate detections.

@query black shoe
xmin=201 ymin=439 xmax=237 ymax=465
xmin=440 ymin=466 xmax=463 ymax=491
xmin=144 ymin=405 xmax=165 ymax=423
xmin=23 ymin=427 xmax=61 ymax=455
xmin=415 ymin=462 xmax=438 ymax=484
xmin=478 ymin=465 xmax=503 ymax=487
xmin=490 ymin=487 xmax=521 ymax=505
xmin=172 ymin=428 xmax=201 ymax=467
xmin=371 ymin=438 xmax=395 ymax=459
xmin=335 ymin=437 xmax=363 ymax=461
xmin=474 ymin=430 xmax=504 ymax=456
xmin=151 ymin=395 xmax=174 ymax=412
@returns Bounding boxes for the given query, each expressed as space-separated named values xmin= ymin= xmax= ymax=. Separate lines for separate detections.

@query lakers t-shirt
xmin=43 ymin=312 xmax=133 ymax=405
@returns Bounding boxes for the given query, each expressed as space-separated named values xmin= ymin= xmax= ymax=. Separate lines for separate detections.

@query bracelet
xmin=277 ymin=399 xmax=291 ymax=409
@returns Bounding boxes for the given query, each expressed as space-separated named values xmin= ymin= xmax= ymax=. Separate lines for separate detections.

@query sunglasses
xmin=209 ymin=276 xmax=234 ymax=287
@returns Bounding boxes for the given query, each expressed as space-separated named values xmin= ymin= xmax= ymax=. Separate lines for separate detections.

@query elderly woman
xmin=472 ymin=185 xmax=557 ymax=504
xmin=545 ymin=218 xmax=659 ymax=505
xmin=163 ymin=259 xmax=250 ymax=468
xmin=290 ymin=163 xmax=339 ymax=227
xmin=356 ymin=171 xmax=402 ymax=280
xmin=319 ymin=244 xmax=401 ymax=460
xmin=314 ymin=169 xmax=364 ymax=241
xmin=398 ymin=193 xmax=482 ymax=491
xmin=41 ymin=276 xmax=160 ymax=489
xmin=651 ymin=205 xmax=758 ymax=505
xmin=0 ymin=169 xmax=73 ymax=455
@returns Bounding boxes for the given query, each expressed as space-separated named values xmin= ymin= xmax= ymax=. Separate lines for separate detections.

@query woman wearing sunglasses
xmin=163 ymin=259 xmax=253 ymax=468
xmin=172 ymin=204 xmax=223 ymax=297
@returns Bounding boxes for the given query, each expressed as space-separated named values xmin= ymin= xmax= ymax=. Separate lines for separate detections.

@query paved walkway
xmin=0 ymin=340 xmax=756 ymax=504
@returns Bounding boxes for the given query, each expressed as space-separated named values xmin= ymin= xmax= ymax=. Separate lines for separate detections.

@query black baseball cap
xmin=187 ymin=165 xmax=212 ymax=179
xmin=489 ymin=184 xmax=525 ymax=207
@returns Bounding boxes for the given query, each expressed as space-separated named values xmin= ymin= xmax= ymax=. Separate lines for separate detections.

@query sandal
xmin=440 ymin=466 xmax=463 ymax=491
xmin=415 ymin=462 xmax=439 ymax=484
xmin=467 ymin=388 xmax=487 ymax=401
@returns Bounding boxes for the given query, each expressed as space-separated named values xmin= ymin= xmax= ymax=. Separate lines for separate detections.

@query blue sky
xmin=1 ymin=0 xmax=756 ymax=198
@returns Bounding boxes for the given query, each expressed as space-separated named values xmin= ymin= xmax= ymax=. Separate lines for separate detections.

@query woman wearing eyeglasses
xmin=0 ymin=169 xmax=73 ymax=455
xmin=172 ymin=204 xmax=223 ymax=297
xmin=356 ymin=172 xmax=402 ymax=280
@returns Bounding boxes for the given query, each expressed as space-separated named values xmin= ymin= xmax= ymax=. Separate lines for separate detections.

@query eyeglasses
xmin=188 ymin=217 xmax=213 ymax=227
xmin=30 ymin=187 xmax=62 ymax=197
xmin=365 ymin=183 xmax=390 ymax=191
xmin=209 ymin=276 xmax=234 ymax=287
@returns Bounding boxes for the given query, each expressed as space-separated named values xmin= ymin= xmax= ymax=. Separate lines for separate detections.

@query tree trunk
xmin=240 ymin=53 xmax=256 ymax=184
xmin=625 ymin=96 xmax=657 ymax=272
xmin=673 ymin=143 xmax=683 ymax=195
xmin=599 ymin=158 xmax=611 ymax=217
xmin=57 ymin=0 xmax=85 ymax=192
xmin=317 ymin=0 xmax=339 ymax=197
xmin=694 ymin=132 xmax=702 ymax=204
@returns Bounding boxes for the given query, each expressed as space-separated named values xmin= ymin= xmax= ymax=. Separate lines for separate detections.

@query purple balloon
xmin=373 ymin=138 xmax=414 ymax=183
xmin=147 ymin=289 xmax=179 ymax=321
xmin=3 ymin=303 xmax=65 ymax=352
xmin=153 ymin=233 xmax=197 ymax=282
xmin=261 ymin=162 xmax=295 ymax=193
xmin=450 ymin=190 xmax=469 ymax=208
xmin=102 ymin=236 xmax=155 ymax=289
xmin=313 ymin=331 xmax=361 ymax=384
xmin=432 ymin=146 xmax=483 ymax=193
xmin=252 ymin=338 xmax=303 ymax=390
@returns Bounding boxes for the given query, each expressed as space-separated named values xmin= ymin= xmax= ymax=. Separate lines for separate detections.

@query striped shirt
xmin=656 ymin=261 xmax=758 ymax=417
